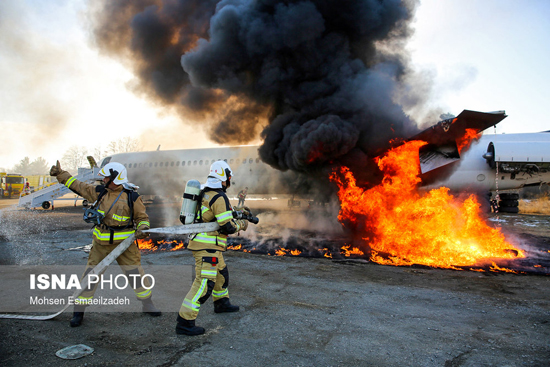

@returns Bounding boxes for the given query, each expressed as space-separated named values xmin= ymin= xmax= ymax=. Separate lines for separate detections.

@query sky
xmin=1 ymin=0 xmax=549 ymax=170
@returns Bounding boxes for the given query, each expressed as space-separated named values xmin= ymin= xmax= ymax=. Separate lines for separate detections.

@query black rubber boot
xmin=214 ymin=298 xmax=239 ymax=313
xmin=70 ymin=312 xmax=84 ymax=327
xmin=69 ymin=304 xmax=86 ymax=327
xmin=141 ymin=297 xmax=161 ymax=317
xmin=175 ymin=315 xmax=205 ymax=336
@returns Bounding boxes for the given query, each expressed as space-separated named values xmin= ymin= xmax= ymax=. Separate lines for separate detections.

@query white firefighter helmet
xmin=99 ymin=162 xmax=128 ymax=185
xmin=209 ymin=160 xmax=233 ymax=182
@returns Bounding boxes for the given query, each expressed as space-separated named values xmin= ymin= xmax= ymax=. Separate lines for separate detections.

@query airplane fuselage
xmin=98 ymin=132 xmax=550 ymax=198
xmin=424 ymin=132 xmax=550 ymax=192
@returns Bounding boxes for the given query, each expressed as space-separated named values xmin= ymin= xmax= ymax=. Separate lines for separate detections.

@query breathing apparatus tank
xmin=180 ymin=180 xmax=201 ymax=225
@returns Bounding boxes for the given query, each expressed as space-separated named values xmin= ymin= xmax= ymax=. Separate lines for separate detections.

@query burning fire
xmin=456 ymin=128 xmax=480 ymax=153
xmin=228 ymin=243 xmax=366 ymax=259
xmin=137 ymin=238 xmax=185 ymax=252
xmin=330 ymin=139 xmax=524 ymax=269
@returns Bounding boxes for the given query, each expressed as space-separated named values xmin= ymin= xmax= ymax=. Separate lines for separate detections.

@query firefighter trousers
xmin=75 ymin=239 xmax=153 ymax=304
xmin=178 ymin=249 xmax=230 ymax=320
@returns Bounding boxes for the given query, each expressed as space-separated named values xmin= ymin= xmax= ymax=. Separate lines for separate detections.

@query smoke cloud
xmin=90 ymin=0 xmax=422 ymax=178
xmin=0 ymin=0 xmax=73 ymax=164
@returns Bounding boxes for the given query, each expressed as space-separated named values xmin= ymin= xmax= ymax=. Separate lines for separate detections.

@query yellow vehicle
xmin=0 ymin=173 xmax=25 ymax=198
xmin=25 ymin=174 xmax=54 ymax=192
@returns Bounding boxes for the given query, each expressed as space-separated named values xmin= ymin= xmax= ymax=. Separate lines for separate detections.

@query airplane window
xmin=199 ymin=160 xmax=203 ymax=165
xmin=256 ymin=158 xmax=259 ymax=163
xmin=139 ymin=163 xmax=142 ymax=168
xmin=224 ymin=159 xmax=227 ymax=162
xmin=155 ymin=162 xmax=158 ymax=167
xmin=176 ymin=161 xmax=180 ymax=167
xmin=249 ymin=158 xmax=253 ymax=164
xmin=171 ymin=162 xmax=174 ymax=167
xmin=243 ymin=159 xmax=247 ymax=164
xmin=193 ymin=160 xmax=197 ymax=165
xmin=149 ymin=163 xmax=152 ymax=167
xmin=165 ymin=162 xmax=169 ymax=167
xmin=134 ymin=163 xmax=138 ymax=168
xmin=182 ymin=161 xmax=186 ymax=166
xmin=230 ymin=159 xmax=234 ymax=164
xmin=160 ymin=162 xmax=164 ymax=167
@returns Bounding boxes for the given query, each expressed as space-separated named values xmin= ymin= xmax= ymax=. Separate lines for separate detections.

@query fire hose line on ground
xmin=0 ymin=234 xmax=137 ymax=321
xmin=0 ymin=222 xmax=222 ymax=321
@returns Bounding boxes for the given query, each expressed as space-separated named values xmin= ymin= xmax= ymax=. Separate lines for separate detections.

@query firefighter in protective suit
xmin=176 ymin=160 xmax=249 ymax=336
xmin=50 ymin=160 xmax=161 ymax=327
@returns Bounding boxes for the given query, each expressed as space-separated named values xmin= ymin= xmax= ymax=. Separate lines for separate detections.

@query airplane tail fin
xmin=87 ymin=156 xmax=98 ymax=168
xmin=412 ymin=110 xmax=507 ymax=174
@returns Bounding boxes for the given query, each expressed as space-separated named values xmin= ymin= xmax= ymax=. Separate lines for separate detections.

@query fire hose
xmin=0 ymin=216 xmax=258 ymax=321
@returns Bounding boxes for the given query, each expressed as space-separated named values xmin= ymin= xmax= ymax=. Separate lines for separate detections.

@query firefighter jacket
xmin=188 ymin=188 xmax=246 ymax=252
xmin=56 ymin=171 xmax=150 ymax=246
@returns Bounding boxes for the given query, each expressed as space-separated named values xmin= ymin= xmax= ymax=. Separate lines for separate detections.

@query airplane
xmin=97 ymin=145 xmax=301 ymax=199
xmin=97 ymin=110 xmax=550 ymax=212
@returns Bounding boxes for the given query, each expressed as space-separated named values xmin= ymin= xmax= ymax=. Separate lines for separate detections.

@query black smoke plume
xmin=90 ymin=0 xmax=421 ymax=181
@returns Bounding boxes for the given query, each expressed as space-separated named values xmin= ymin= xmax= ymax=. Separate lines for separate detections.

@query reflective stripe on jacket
xmin=56 ymin=171 xmax=150 ymax=246
xmin=187 ymin=189 xmax=241 ymax=252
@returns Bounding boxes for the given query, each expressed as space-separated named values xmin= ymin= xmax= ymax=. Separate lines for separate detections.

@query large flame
xmin=330 ymin=140 xmax=524 ymax=269
xmin=456 ymin=128 xmax=480 ymax=153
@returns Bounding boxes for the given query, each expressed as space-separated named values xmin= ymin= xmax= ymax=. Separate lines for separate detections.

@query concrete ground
xmin=0 ymin=199 xmax=549 ymax=366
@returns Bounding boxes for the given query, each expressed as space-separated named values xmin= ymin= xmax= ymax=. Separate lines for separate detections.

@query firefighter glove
xmin=50 ymin=160 xmax=62 ymax=176
xmin=136 ymin=225 xmax=150 ymax=239
xmin=235 ymin=206 xmax=251 ymax=216
xmin=237 ymin=219 xmax=248 ymax=232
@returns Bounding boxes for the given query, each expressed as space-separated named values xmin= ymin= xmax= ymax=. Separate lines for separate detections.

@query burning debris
xmin=136 ymin=225 xmax=549 ymax=274
xmin=137 ymin=237 xmax=185 ymax=252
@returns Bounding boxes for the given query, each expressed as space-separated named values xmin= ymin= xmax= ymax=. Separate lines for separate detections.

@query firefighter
xmin=176 ymin=160 xmax=249 ymax=336
xmin=50 ymin=160 xmax=161 ymax=327
xmin=237 ymin=187 xmax=248 ymax=207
